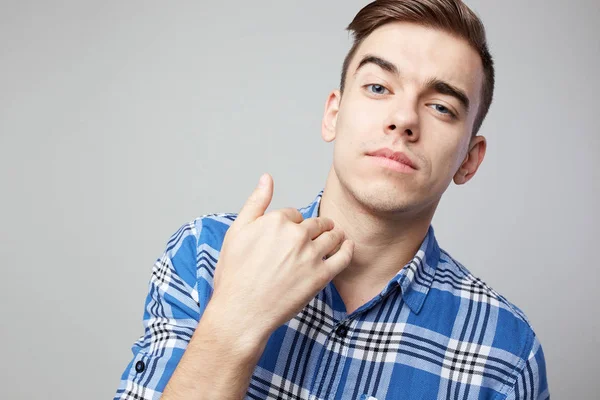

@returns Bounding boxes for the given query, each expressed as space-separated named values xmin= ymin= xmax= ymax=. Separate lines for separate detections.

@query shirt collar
xmin=300 ymin=189 xmax=440 ymax=315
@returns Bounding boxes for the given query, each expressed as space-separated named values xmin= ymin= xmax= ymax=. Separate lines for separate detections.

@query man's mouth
xmin=366 ymin=148 xmax=418 ymax=170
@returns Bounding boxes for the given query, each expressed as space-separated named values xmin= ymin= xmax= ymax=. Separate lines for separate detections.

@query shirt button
xmin=135 ymin=360 xmax=145 ymax=373
xmin=336 ymin=325 xmax=348 ymax=338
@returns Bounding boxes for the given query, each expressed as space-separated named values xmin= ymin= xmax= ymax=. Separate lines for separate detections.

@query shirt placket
xmin=310 ymin=317 xmax=356 ymax=400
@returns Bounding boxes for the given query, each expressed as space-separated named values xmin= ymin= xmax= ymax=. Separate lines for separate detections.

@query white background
xmin=1 ymin=0 xmax=598 ymax=398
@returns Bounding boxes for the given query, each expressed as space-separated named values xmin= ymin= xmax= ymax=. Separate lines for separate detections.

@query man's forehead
xmin=351 ymin=22 xmax=483 ymax=104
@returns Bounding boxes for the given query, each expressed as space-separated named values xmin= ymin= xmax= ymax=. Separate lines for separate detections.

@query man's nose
xmin=384 ymin=98 xmax=420 ymax=141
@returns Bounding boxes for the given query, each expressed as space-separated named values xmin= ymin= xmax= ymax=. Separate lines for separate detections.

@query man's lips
xmin=366 ymin=148 xmax=418 ymax=170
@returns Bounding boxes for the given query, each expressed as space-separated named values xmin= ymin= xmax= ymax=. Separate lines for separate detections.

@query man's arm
xmin=113 ymin=219 xmax=205 ymax=400
xmin=161 ymin=174 xmax=352 ymax=399
xmin=114 ymin=216 xmax=264 ymax=400
xmin=115 ymin=174 xmax=353 ymax=400
xmin=160 ymin=295 xmax=270 ymax=400
xmin=505 ymin=334 xmax=549 ymax=400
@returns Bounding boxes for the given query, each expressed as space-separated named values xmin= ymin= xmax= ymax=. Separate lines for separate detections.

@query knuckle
xmin=316 ymin=265 xmax=332 ymax=284
xmin=268 ymin=210 xmax=287 ymax=224
xmin=323 ymin=217 xmax=333 ymax=228
xmin=291 ymin=210 xmax=304 ymax=222
xmin=294 ymin=226 xmax=311 ymax=242
xmin=330 ymin=229 xmax=341 ymax=244
xmin=316 ymin=217 xmax=327 ymax=232
xmin=312 ymin=217 xmax=323 ymax=230
xmin=304 ymin=245 xmax=318 ymax=260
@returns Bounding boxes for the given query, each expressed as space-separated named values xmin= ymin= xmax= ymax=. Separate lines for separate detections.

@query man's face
xmin=322 ymin=22 xmax=486 ymax=217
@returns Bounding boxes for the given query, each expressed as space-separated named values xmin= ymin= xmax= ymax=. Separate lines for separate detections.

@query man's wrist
xmin=198 ymin=294 xmax=272 ymax=361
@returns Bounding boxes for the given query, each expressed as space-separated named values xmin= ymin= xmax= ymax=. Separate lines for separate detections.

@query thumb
xmin=235 ymin=173 xmax=274 ymax=227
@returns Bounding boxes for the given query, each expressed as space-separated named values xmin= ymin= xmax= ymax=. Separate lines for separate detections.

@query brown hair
xmin=340 ymin=0 xmax=494 ymax=136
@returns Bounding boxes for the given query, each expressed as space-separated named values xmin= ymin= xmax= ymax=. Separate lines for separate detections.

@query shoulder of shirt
xmin=436 ymin=247 xmax=545 ymax=394
xmin=159 ymin=212 xmax=239 ymax=286
xmin=189 ymin=212 xmax=239 ymax=242
xmin=191 ymin=212 xmax=239 ymax=229
xmin=436 ymin=247 xmax=534 ymax=329
xmin=160 ymin=212 xmax=238 ymax=258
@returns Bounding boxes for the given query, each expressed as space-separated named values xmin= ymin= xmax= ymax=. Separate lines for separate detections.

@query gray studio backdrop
xmin=1 ymin=0 xmax=598 ymax=398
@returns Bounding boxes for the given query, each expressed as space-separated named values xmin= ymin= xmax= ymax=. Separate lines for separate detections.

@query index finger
xmin=299 ymin=217 xmax=335 ymax=240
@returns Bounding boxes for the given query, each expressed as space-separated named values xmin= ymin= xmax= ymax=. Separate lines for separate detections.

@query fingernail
xmin=258 ymin=173 xmax=268 ymax=187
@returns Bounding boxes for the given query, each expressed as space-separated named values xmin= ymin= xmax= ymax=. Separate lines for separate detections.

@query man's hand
xmin=161 ymin=173 xmax=354 ymax=400
xmin=210 ymin=173 xmax=354 ymax=343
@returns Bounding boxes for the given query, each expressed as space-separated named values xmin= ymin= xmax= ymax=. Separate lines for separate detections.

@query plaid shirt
xmin=114 ymin=190 xmax=549 ymax=400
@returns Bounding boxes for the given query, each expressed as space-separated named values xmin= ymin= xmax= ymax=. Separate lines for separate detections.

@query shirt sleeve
xmin=114 ymin=218 xmax=210 ymax=400
xmin=505 ymin=333 xmax=550 ymax=400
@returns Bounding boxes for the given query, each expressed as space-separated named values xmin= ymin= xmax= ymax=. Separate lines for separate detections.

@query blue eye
xmin=430 ymin=104 xmax=456 ymax=118
xmin=366 ymin=84 xmax=390 ymax=95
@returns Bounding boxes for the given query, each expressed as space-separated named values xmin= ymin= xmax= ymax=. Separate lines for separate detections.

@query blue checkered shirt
xmin=115 ymin=190 xmax=549 ymax=399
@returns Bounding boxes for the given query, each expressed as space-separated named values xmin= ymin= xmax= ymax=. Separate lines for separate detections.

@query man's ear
xmin=454 ymin=135 xmax=487 ymax=185
xmin=321 ymin=89 xmax=341 ymax=143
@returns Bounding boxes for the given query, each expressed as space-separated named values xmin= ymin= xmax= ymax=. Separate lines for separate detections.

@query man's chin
xmin=351 ymin=187 xmax=422 ymax=216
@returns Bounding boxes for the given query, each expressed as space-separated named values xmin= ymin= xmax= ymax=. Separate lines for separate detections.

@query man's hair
xmin=340 ymin=0 xmax=494 ymax=136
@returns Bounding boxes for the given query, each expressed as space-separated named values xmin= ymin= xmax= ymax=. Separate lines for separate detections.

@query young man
xmin=115 ymin=1 xmax=549 ymax=399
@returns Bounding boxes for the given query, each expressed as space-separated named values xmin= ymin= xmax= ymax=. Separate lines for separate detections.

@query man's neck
xmin=318 ymin=168 xmax=437 ymax=314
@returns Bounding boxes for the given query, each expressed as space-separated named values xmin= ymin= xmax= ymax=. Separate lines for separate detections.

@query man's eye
xmin=366 ymin=84 xmax=390 ymax=95
xmin=429 ymin=104 xmax=457 ymax=118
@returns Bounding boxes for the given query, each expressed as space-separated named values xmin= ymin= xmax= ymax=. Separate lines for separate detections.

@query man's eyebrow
xmin=424 ymin=77 xmax=470 ymax=114
xmin=354 ymin=54 xmax=399 ymax=77
xmin=353 ymin=54 xmax=471 ymax=114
